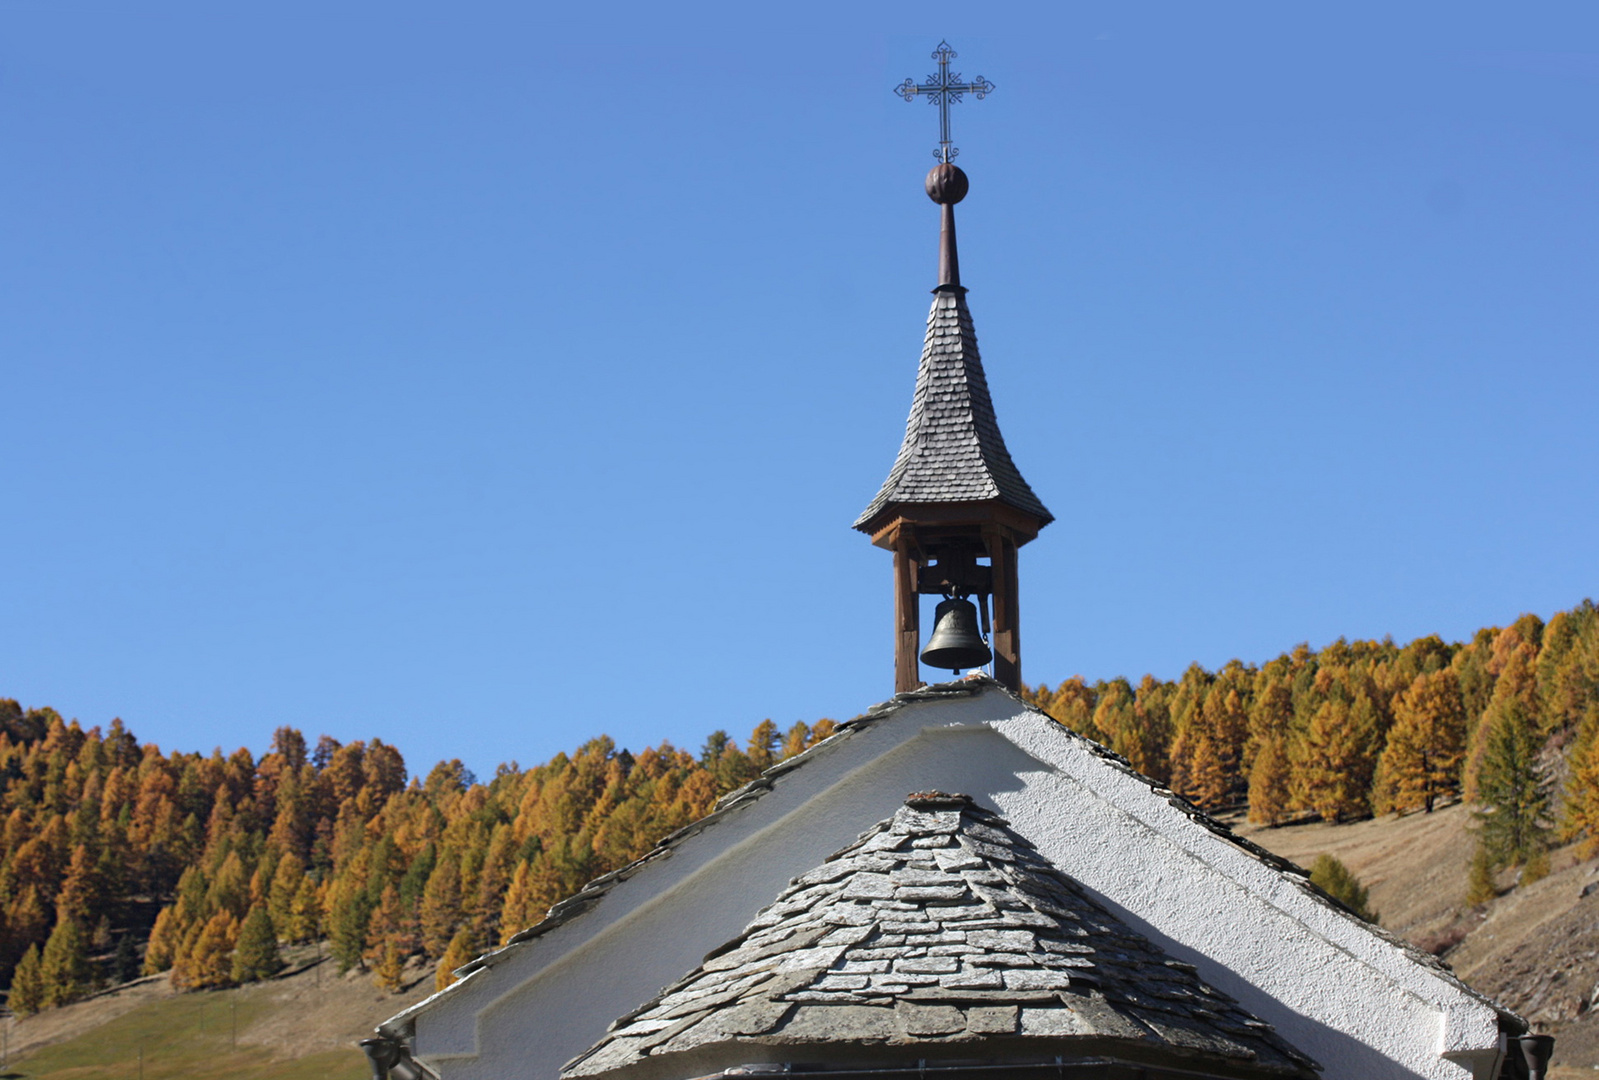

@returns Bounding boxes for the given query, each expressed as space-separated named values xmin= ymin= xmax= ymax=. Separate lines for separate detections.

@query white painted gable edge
xmin=378 ymin=677 xmax=1522 ymax=1063
xmin=375 ymin=680 xmax=1005 ymax=1041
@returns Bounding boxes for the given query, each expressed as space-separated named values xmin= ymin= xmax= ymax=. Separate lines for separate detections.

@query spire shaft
xmin=925 ymin=162 xmax=969 ymax=292
xmin=938 ymin=201 xmax=961 ymax=290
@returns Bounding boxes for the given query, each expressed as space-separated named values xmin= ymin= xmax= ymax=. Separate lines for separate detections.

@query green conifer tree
xmin=1472 ymin=697 xmax=1551 ymax=871
xmin=10 ymin=943 xmax=45 ymax=1015
xmin=231 ymin=902 xmax=283 ymax=983
xmin=40 ymin=916 xmax=93 ymax=1007
xmin=330 ymin=882 xmax=373 ymax=973
xmin=1465 ymin=642 xmax=1538 ymax=802
xmin=1308 ymin=854 xmax=1377 ymax=922
xmin=1119 ymin=675 xmax=1173 ymax=783
xmin=1465 ymin=844 xmax=1498 ymax=905
xmin=112 ymin=933 xmax=143 ymax=985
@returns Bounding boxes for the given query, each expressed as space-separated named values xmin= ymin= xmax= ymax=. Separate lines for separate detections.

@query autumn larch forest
xmin=2 ymin=600 xmax=1597 ymax=1014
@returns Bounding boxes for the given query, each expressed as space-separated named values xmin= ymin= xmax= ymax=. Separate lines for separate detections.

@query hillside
xmin=0 ymin=943 xmax=431 ymax=1078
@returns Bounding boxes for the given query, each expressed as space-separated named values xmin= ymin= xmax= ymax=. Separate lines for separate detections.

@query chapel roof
xmin=561 ymin=792 xmax=1318 ymax=1080
xmin=380 ymin=678 xmax=1525 ymax=1064
xmin=854 ymin=290 xmax=1054 ymax=532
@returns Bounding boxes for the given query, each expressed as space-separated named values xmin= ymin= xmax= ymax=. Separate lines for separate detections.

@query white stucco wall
xmin=392 ymin=686 xmax=1505 ymax=1080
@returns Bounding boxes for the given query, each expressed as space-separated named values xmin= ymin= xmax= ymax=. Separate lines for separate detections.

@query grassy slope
xmin=4 ymin=991 xmax=366 ymax=1080
xmin=1 ymin=945 xmax=434 ymax=1080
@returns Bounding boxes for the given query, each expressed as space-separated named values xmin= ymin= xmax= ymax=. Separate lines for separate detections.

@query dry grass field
xmin=0 ymin=945 xmax=434 ymax=1080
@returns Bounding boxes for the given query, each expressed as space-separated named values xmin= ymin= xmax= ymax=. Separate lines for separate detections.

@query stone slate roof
xmin=855 ymin=289 xmax=1054 ymax=531
xmin=561 ymin=794 xmax=1318 ymax=1080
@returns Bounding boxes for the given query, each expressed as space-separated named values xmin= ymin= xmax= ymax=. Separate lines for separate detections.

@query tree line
xmin=1 ymin=600 xmax=1596 ymax=1013
xmin=0 ymin=701 xmax=835 ymax=1014
xmin=1022 ymin=599 xmax=1599 ymax=891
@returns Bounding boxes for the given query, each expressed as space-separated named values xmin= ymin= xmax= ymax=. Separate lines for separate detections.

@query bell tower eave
xmin=858 ymin=499 xmax=1048 ymax=552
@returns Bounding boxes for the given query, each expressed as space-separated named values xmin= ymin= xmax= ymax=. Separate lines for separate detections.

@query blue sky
xmin=4 ymin=3 xmax=1597 ymax=778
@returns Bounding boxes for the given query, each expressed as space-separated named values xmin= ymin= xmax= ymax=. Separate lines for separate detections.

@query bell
xmin=921 ymin=597 xmax=992 ymax=672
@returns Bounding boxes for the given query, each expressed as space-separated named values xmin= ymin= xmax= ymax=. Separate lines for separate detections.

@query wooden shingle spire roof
xmin=854 ymin=286 xmax=1053 ymax=532
xmin=562 ymin=794 xmax=1317 ymax=1080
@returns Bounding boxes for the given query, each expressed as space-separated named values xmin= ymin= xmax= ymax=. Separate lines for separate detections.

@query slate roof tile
xmin=561 ymin=796 xmax=1318 ymax=1080
xmin=856 ymin=291 xmax=1053 ymax=529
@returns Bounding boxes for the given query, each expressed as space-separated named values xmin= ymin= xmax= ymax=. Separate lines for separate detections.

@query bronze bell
xmin=921 ymin=597 xmax=992 ymax=672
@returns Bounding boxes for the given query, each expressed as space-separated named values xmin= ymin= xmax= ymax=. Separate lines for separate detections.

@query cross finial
xmin=894 ymin=41 xmax=995 ymax=164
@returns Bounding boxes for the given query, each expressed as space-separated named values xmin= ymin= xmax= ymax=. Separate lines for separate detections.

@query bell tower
xmin=856 ymin=42 xmax=1052 ymax=694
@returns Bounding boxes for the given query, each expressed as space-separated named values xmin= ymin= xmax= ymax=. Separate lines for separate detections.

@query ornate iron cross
xmin=894 ymin=41 xmax=995 ymax=164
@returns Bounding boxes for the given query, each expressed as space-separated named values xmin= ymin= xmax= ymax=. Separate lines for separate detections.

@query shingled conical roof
xmin=562 ymin=794 xmax=1316 ymax=1080
xmin=855 ymin=289 xmax=1053 ymax=532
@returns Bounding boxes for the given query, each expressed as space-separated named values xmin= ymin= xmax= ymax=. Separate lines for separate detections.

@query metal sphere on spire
xmin=925 ymin=162 xmax=969 ymax=206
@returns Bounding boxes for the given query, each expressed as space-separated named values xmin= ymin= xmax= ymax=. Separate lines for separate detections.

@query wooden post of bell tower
xmin=893 ymin=537 xmax=921 ymax=692
xmin=855 ymin=133 xmax=1052 ymax=694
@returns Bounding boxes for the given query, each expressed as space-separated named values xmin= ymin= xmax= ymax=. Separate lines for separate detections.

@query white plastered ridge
xmin=986 ymin=703 xmax=1506 ymax=1080
xmin=388 ymin=683 xmax=1509 ymax=1080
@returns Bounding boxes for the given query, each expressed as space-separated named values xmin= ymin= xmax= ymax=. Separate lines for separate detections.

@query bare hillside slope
xmin=4 ymin=945 xmax=433 ymax=1079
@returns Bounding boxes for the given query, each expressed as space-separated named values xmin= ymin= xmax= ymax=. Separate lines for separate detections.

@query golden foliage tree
xmin=436 ymin=926 xmax=476 ymax=992
xmin=1117 ymin=676 xmax=1172 ymax=783
xmin=174 ymin=910 xmax=239 ymax=990
xmin=1090 ymin=679 xmax=1135 ymax=755
xmin=1296 ymin=695 xmax=1380 ymax=823
xmin=1563 ymin=714 xmax=1599 ymax=858
xmin=1247 ymin=736 xmax=1292 ymax=826
xmin=1026 ymin=676 xmax=1097 ymax=737
xmin=1376 ymin=670 xmax=1466 ymax=814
